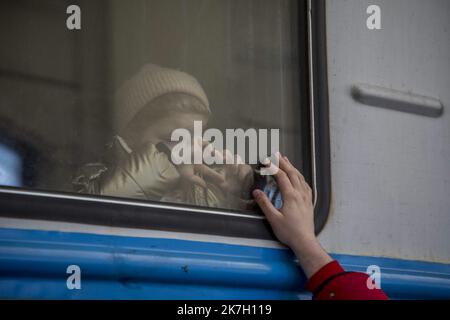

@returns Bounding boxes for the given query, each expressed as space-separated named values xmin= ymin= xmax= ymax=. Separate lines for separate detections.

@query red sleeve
xmin=305 ymin=260 xmax=389 ymax=300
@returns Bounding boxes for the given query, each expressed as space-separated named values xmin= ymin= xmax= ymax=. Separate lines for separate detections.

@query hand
xmin=216 ymin=149 xmax=254 ymax=197
xmin=253 ymin=154 xmax=315 ymax=247
xmin=167 ymin=138 xmax=253 ymax=194
xmin=165 ymin=137 xmax=225 ymax=188
xmin=176 ymin=164 xmax=225 ymax=188
xmin=252 ymin=154 xmax=332 ymax=278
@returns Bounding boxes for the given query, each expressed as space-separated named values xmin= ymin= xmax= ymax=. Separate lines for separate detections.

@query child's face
xmin=143 ymin=112 xmax=208 ymax=144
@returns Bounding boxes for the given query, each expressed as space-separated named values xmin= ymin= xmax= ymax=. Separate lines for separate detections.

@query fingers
xmin=284 ymin=157 xmax=305 ymax=183
xmin=213 ymin=148 xmax=234 ymax=165
xmin=272 ymin=160 xmax=294 ymax=200
xmin=261 ymin=154 xmax=312 ymax=204
xmin=177 ymin=165 xmax=208 ymax=188
xmin=278 ymin=155 xmax=302 ymax=189
xmin=196 ymin=165 xmax=225 ymax=185
xmin=279 ymin=155 xmax=312 ymax=195
xmin=252 ymin=189 xmax=282 ymax=223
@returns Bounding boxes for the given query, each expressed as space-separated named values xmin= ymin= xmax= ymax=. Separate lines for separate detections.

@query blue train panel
xmin=0 ymin=228 xmax=449 ymax=300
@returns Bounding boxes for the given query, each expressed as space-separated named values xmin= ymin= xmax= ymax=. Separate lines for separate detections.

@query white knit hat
xmin=116 ymin=64 xmax=210 ymax=131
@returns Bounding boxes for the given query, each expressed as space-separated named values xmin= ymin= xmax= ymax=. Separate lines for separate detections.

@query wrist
xmin=291 ymin=236 xmax=333 ymax=279
xmin=290 ymin=234 xmax=318 ymax=255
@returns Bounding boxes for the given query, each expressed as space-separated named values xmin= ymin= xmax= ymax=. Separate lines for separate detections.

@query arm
xmin=252 ymin=154 xmax=388 ymax=300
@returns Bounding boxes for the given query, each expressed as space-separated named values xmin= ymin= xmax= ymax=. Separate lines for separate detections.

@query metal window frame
xmin=307 ymin=0 xmax=331 ymax=234
xmin=0 ymin=0 xmax=331 ymax=240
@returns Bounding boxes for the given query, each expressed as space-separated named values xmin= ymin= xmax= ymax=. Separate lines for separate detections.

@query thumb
xmin=252 ymin=189 xmax=281 ymax=223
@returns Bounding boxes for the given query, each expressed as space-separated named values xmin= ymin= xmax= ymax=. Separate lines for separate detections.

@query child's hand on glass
xmin=167 ymin=137 xmax=253 ymax=197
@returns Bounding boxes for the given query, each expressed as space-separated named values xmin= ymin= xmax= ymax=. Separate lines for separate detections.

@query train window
xmin=0 ymin=0 xmax=330 ymax=239
xmin=0 ymin=143 xmax=22 ymax=187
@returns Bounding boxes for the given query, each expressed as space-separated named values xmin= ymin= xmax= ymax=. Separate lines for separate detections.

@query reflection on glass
xmin=0 ymin=143 xmax=22 ymax=187
xmin=73 ymin=64 xmax=255 ymax=210
xmin=0 ymin=0 xmax=303 ymax=213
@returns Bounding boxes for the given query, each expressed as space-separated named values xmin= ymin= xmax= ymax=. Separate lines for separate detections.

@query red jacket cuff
xmin=305 ymin=260 xmax=345 ymax=293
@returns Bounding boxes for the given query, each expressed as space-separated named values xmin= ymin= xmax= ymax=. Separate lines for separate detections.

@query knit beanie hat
xmin=116 ymin=64 xmax=210 ymax=131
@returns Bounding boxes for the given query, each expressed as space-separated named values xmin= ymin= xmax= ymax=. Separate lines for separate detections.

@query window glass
xmin=0 ymin=142 xmax=22 ymax=187
xmin=0 ymin=0 xmax=307 ymax=214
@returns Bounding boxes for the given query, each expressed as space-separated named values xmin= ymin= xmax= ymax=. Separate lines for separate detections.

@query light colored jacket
xmin=73 ymin=136 xmax=251 ymax=210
